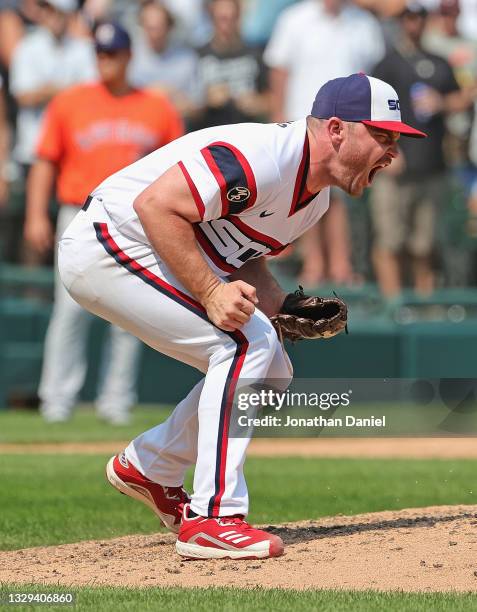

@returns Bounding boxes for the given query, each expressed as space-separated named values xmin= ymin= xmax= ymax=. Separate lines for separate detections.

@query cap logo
xmin=227 ymin=186 xmax=250 ymax=202
xmin=96 ymin=24 xmax=115 ymax=45
xmin=388 ymin=99 xmax=400 ymax=111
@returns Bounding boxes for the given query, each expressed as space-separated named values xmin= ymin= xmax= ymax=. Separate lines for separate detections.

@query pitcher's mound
xmin=1 ymin=505 xmax=477 ymax=592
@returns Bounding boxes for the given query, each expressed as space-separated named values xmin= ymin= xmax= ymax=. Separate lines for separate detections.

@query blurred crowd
xmin=1 ymin=0 xmax=477 ymax=299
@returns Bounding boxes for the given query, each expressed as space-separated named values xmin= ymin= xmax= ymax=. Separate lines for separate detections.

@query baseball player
xmin=24 ymin=22 xmax=184 ymax=424
xmin=58 ymin=74 xmax=425 ymax=559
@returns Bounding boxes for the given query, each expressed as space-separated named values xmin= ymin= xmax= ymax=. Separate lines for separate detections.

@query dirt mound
xmin=2 ymin=505 xmax=477 ymax=592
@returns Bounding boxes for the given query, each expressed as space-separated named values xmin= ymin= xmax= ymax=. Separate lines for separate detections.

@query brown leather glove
xmin=270 ymin=287 xmax=348 ymax=342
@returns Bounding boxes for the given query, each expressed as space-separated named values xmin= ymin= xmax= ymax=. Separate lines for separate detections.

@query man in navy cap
xmin=24 ymin=21 xmax=183 ymax=424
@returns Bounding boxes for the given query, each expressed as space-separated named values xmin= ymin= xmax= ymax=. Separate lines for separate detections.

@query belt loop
xmin=82 ymin=195 xmax=93 ymax=211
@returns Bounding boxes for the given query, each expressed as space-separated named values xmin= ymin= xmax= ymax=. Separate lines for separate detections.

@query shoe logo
xmin=259 ymin=210 xmax=274 ymax=218
xmin=189 ymin=532 xmax=252 ymax=549
xmin=118 ymin=452 xmax=129 ymax=469
xmin=219 ymin=530 xmax=252 ymax=544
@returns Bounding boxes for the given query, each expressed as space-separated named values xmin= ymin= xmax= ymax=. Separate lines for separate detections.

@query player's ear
xmin=327 ymin=117 xmax=345 ymax=148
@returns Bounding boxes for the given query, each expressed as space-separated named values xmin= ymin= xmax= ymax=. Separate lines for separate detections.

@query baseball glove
xmin=270 ymin=287 xmax=348 ymax=342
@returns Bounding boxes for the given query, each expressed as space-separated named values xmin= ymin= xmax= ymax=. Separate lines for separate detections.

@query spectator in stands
xmin=424 ymin=0 xmax=477 ymax=167
xmin=9 ymin=0 xmax=96 ymax=168
xmin=194 ymin=0 xmax=269 ymax=129
xmin=448 ymin=0 xmax=477 ymax=41
xmin=8 ymin=0 xmax=96 ymax=263
xmin=128 ymin=0 xmax=202 ymax=124
xmin=0 ymin=0 xmax=41 ymax=70
xmin=424 ymin=0 xmax=477 ymax=89
xmin=0 ymin=75 xmax=9 ymax=210
xmin=264 ymin=0 xmax=384 ymax=122
xmin=23 ymin=21 xmax=184 ymax=424
xmin=160 ymin=0 xmax=212 ymax=46
xmin=370 ymin=2 xmax=469 ymax=298
xmin=264 ymin=0 xmax=385 ymax=286
xmin=80 ymin=0 xmax=139 ymax=29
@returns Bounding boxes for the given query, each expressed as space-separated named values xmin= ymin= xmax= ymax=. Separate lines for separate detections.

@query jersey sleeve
xmin=36 ymin=95 xmax=65 ymax=163
xmin=178 ymin=140 xmax=278 ymax=222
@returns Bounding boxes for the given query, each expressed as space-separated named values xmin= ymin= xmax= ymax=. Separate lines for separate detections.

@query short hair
xmin=207 ymin=0 xmax=241 ymax=12
xmin=139 ymin=0 xmax=175 ymax=30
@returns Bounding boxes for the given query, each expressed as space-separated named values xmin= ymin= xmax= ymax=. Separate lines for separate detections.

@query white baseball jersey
xmin=91 ymin=119 xmax=330 ymax=277
xmin=60 ymin=120 xmax=322 ymax=520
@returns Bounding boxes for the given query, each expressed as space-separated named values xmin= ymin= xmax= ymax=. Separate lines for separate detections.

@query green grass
xmin=1 ymin=585 xmax=477 ymax=612
xmin=2 ymin=402 xmax=476 ymax=442
xmin=0 ymin=406 xmax=172 ymax=443
xmin=1 ymin=453 xmax=476 ymax=550
xmin=1 ymin=411 xmax=476 ymax=609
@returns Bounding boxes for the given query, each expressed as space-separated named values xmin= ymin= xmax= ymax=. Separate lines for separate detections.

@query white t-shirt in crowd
xmin=263 ymin=0 xmax=385 ymax=120
xmin=9 ymin=28 xmax=97 ymax=164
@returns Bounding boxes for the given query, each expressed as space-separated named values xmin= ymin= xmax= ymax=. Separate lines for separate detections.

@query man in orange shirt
xmin=24 ymin=21 xmax=184 ymax=423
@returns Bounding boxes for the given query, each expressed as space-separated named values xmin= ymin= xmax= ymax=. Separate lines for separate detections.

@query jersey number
xmin=201 ymin=219 xmax=271 ymax=268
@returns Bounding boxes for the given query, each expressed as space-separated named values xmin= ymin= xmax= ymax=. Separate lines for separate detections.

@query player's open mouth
xmin=367 ymin=163 xmax=388 ymax=185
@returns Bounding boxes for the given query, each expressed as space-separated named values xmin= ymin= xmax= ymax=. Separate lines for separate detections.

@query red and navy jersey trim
xmin=288 ymin=133 xmax=318 ymax=217
xmin=178 ymin=161 xmax=206 ymax=220
xmin=94 ymin=221 xmax=249 ymax=518
xmin=231 ymin=216 xmax=284 ymax=252
xmin=94 ymin=221 xmax=206 ymax=319
xmin=201 ymin=141 xmax=257 ymax=216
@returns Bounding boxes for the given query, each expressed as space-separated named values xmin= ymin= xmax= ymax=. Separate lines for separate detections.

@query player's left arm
xmin=229 ymin=257 xmax=286 ymax=318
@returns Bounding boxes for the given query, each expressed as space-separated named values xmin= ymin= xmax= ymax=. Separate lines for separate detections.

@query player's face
xmin=140 ymin=4 xmax=171 ymax=52
xmin=338 ymin=123 xmax=399 ymax=197
xmin=210 ymin=0 xmax=241 ymax=38
xmin=401 ymin=12 xmax=427 ymax=43
xmin=39 ymin=3 xmax=68 ymax=38
xmin=96 ymin=49 xmax=131 ymax=83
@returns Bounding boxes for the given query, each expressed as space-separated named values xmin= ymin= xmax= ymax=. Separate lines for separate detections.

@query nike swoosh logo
xmin=259 ymin=210 xmax=274 ymax=218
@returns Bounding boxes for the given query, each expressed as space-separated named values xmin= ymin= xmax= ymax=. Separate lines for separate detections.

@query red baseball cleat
xmin=176 ymin=503 xmax=284 ymax=559
xmin=106 ymin=453 xmax=189 ymax=533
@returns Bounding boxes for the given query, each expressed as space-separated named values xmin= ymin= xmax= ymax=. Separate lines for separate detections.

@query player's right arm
xmin=24 ymin=94 xmax=64 ymax=254
xmin=133 ymin=164 xmax=258 ymax=332
xmin=24 ymin=158 xmax=56 ymax=254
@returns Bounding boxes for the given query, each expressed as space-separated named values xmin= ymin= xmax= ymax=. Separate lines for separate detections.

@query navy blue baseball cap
xmin=311 ymin=73 xmax=427 ymax=138
xmin=94 ymin=22 xmax=131 ymax=52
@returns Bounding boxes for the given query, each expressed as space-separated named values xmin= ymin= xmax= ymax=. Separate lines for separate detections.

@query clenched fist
xmin=202 ymin=280 xmax=258 ymax=331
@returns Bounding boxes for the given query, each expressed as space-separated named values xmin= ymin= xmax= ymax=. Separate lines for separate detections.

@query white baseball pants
xmin=58 ymin=197 xmax=292 ymax=516
xmin=39 ymin=205 xmax=141 ymax=422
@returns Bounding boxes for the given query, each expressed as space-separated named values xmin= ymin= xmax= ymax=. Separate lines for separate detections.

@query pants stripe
xmin=209 ymin=331 xmax=248 ymax=517
xmin=94 ymin=222 xmax=207 ymax=319
xmin=94 ymin=221 xmax=249 ymax=517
